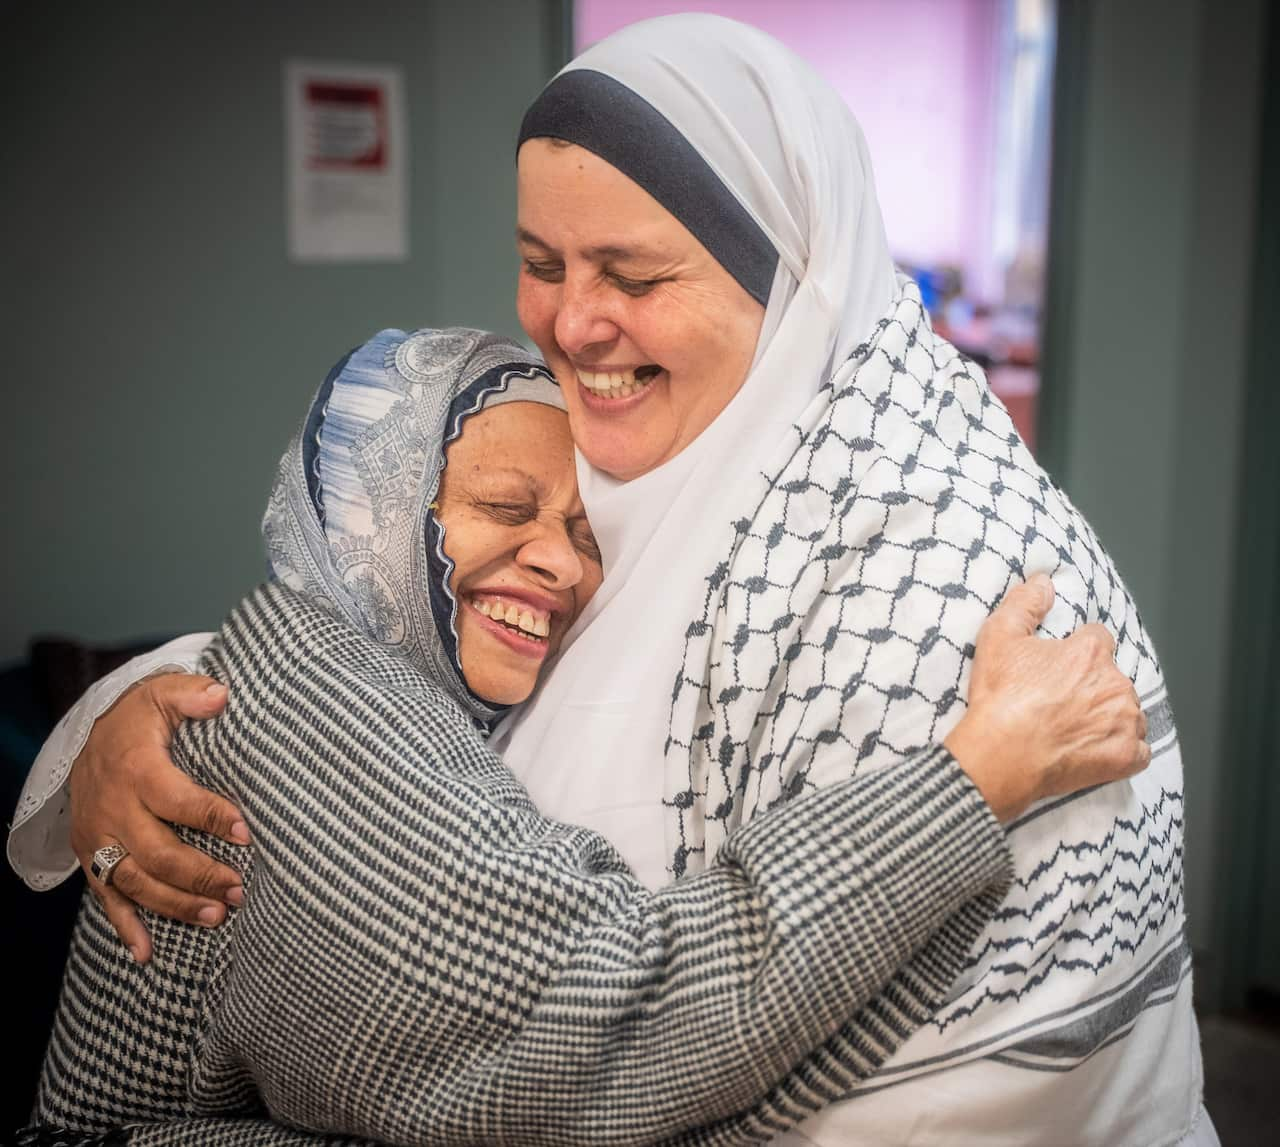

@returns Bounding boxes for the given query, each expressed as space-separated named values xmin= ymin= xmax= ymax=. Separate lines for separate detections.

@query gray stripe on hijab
xmin=517 ymin=68 xmax=778 ymax=306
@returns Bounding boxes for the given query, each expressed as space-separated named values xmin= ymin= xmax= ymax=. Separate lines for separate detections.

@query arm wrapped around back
xmin=33 ymin=581 xmax=1011 ymax=1146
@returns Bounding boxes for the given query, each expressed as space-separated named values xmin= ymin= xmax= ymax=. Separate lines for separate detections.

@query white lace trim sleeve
xmin=6 ymin=632 xmax=214 ymax=890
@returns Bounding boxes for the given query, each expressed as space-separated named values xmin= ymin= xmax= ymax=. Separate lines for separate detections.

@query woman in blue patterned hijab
xmin=261 ymin=325 xmax=594 ymax=720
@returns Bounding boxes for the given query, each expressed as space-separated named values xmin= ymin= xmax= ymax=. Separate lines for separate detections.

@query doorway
xmin=575 ymin=0 xmax=1058 ymax=451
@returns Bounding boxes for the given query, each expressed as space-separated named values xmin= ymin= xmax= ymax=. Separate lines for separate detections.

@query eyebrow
xmin=516 ymin=226 xmax=663 ymax=264
xmin=515 ymin=226 xmax=549 ymax=250
xmin=472 ymin=466 xmax=546 ymax=498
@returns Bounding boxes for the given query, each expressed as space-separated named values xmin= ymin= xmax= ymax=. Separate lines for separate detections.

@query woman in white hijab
xmin=503 ymin=15 xmax=1213 ymax=1147
xmin=500 ymin=13 xmax=907 ymax=881
xmin=11 ymin=13 xmax=1209 ymax=1146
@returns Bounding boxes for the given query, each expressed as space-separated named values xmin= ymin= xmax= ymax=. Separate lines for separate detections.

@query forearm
xmin=468 ymin=747 xmax=1012 ymax=1145
xmin=17 ymin=1117 xmax=375 ymax=1146
xmin=127 ymin=1119 xmax=374 ymax=1146
xmin=206 ymin=584 xmax=1011 ymax=1145
xmin=6 ymin=633 xmax=212 ymax=889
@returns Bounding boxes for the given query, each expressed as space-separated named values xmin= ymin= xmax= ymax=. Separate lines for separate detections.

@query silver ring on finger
xmin=90 ymin=843 xmax=129 ymax=887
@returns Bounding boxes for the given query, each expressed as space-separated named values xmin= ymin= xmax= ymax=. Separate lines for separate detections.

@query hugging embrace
xmin=13 ymin=14 xmax=1212 ymax=1147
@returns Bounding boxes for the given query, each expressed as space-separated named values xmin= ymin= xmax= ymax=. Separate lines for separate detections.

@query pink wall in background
xmin=576 ymin=0 xmax=1003 ymax=302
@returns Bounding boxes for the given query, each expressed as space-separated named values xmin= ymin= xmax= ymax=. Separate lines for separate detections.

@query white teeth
xmin=577 ymin=367 xmax=659 ymax=398
xmin=472 ymin=597 xmax=552 ymax=640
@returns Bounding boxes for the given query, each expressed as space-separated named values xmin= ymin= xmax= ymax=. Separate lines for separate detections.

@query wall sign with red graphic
xmin=305 ymin=81 xmax=388 ymax=170
xmin=284 ymin=62 xmax=407 ymax=262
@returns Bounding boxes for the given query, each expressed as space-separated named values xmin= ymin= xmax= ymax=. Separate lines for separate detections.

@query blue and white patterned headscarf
xmin=261 ymin=327 xmax=564 ymax=723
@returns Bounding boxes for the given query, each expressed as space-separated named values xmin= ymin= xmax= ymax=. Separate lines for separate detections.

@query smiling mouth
xmin=575 ymin=364 xmax=663 ymax=400
xmin=470 ymin=595 xmax=551 ymax=642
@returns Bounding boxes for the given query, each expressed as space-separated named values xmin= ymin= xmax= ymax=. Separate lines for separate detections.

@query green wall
xmin=0 ymin=0 xmax=567 ymax=663
xmin=4 ymin=0 xmax=1272 ymax=989
xmin=1042 ymin=0 xmax=1267 ymax=968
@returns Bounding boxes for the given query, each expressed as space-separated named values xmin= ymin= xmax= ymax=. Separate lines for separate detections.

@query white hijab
xmin=495 ymin=14 xmax=897 ymax=887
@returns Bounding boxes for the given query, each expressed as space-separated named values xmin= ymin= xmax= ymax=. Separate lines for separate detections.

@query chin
xmin=576 ymin=430 xmax=667 ymax=482
xmin=457 ymin=615 xmax=553 ymax=705
xmin=467 ymin=671 xmax=537 ymax=707
xmin=459 ymin=649 xmax=537 ymax=706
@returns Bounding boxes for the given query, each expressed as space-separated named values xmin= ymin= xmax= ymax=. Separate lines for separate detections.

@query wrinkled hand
xmin=69 ymin=673 xmax=248 ymax=962
xmin=945 ymin=574 xmax=1150 ymax=823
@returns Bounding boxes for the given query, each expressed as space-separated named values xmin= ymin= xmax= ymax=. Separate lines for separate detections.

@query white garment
xmin=500 ymin=13 xmax=1203 ymax=1146
xmin=1182 ymin=1106 xmax=1222 ymax=1147
xmin=774 ymin=974 xmax=1211 ymax=1147
xmin=6 ymin=633 xmax=211 ymax=890
xmin=494 ymin=12 xmax=898 ymax=892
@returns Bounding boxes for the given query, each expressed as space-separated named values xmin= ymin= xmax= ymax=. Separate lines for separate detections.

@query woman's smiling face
xmin=516 ymin=139 xmax=765 ymax=481
xmin=435 ymin=402 xmax=602 ymax=705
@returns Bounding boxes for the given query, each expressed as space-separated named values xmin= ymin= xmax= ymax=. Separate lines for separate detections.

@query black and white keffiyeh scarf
xmin=665 ymin=280 xmax=1197 ymax=1141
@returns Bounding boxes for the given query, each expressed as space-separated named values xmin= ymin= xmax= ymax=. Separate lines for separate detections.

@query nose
xmin=517 ymin=518 xmax=585 ymax=591
xmin=554 ymin=274 xmax=618 ymax=358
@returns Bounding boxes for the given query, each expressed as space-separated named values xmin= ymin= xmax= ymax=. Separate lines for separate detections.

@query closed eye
xmin=478 ymin=501 xmax=537 ymax=525
xmin=606 ymin=272 xmax=662 ymax=297
xmin=522 ymin=258 xmax=564 ymax=283
xmin=569 ymin=519 xmax=602 ymax=566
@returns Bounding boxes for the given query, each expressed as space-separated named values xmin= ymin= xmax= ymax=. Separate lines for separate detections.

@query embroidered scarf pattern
xmin=665 ymin=281 xmax=1189 ymax=1092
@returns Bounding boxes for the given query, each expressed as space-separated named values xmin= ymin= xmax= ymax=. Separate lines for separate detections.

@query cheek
xmin=578 ymin=564 xmax=605 ymax=610
xmin=517 ymin=280 xmax=559 ymax=357
xmin=643 ymin=295 xmax=729 ymax=382
xmin=687 ymin=298 xmax=761 ymax=400
xmin=438 ymin=515 xmax=491 ymax=593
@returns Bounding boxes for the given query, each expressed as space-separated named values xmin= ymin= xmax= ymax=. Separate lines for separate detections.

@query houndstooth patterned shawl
xmin=665 ymin=280 xmax=1193 ymax=1111
xmin=31 ymin=579 xmax=1014 ymax=1145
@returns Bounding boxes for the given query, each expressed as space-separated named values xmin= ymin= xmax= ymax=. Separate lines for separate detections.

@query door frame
xmin=1212 ymin=0 xmax=1280 ymax=1014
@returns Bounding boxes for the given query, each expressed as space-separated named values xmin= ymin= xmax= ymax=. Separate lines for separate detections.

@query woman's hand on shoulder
xmin=944 ymin=574 xmax=1150 ymax=823
xmin=70 ymin=673 xmax=248 ymax=962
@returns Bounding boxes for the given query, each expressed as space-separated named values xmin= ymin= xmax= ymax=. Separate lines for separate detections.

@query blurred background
xmin=2 ymin=0 xmax=1277 ymax=1136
